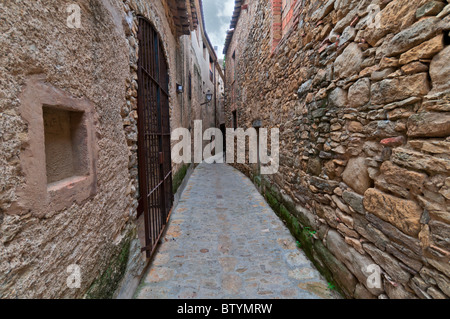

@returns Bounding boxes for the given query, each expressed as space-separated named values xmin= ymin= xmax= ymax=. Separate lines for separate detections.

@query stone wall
xmin=0 ymin=0 xmax=135 ymax=298
xmin=0 ymin=0 xmax=199 ymax=298
xmin=225 ymin=0 xmax=450 ymax=299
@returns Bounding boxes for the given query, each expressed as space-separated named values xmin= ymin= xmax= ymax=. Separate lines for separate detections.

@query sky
xmin=202 ymin=0 xmax=235 ymax=60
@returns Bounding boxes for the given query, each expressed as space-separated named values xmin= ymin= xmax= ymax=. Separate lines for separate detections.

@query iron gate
xmin=137 ymin=17 xmax=173 ymax=258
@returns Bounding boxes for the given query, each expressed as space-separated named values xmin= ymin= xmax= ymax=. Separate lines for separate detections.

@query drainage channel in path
xmin=134 ymin=162 xmax=341 ymax=299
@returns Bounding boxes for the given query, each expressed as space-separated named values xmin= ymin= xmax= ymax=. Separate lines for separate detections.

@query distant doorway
xmin=220 ymin=123 xmax=226 ymax=161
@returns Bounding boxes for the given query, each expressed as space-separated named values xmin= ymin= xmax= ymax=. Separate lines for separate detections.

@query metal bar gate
xmin=137 ymin=17 xmax=174 ymax=259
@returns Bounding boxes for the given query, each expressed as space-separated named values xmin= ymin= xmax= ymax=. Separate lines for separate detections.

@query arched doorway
xmin=136 ymin=17 xmax=173 ymax=258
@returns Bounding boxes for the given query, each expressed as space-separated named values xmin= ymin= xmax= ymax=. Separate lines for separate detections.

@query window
xmin=209 ymin=57 xmax=214 ymax=82
xmin=188 ymin=72 xmax=192 ymax=100
xmin=232 ymin=50 xmax=236 ymax=82
xmin=232 ymin=110 xmax=237 ymax=129
xmin=231 ymin=82 xmax=236 ymax=106
xmin=203 ymin=43 xmax=207 ymax=60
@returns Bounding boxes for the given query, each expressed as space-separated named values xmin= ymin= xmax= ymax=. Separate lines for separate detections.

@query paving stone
xmin=135 ymin=163 xmax=340 ymax=299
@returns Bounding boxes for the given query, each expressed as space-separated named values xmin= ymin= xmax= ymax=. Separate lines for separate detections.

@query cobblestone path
xmin=135 ymin=163 xmax=340 ymax=299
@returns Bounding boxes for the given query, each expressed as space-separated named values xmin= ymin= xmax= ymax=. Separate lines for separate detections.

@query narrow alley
xmin=2 ymin=0 xmax=449 ymax=301
xmin=135 ymin=163 xmax=340 ymax=299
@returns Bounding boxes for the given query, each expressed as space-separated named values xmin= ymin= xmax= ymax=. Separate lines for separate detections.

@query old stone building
xmin=0 ymin=0 xmax=223 ymax=298
xmin=179 ymin=0 xmax=225 ymax=150
xmin=224 ymin=0 xmax=450 ymax=299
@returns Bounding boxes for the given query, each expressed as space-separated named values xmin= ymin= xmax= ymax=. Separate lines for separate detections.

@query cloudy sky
xmin=202 ymin=0 xmax=235 ymax=59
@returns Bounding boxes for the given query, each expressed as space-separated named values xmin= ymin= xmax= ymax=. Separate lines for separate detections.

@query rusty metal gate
xmin=137 ymin=16 xmax=173 ymax=258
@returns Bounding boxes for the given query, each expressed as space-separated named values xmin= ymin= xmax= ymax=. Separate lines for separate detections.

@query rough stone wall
xmin=216 ymin=70 xmax=225 ymax=126
xmin=225 ymin=0 xmax=450 ymax=299
xmin=180 ymin=29 xmax=214 ymax=133
xmin=0 ymin=0 xmax=194 ymax=298
xmin=192 ymin=1 xmax=216 ymax=129
xmin=224 ymin=1 xmax=258 ymax=117
xmin=0 ymin=0 xmax=134 ymax=298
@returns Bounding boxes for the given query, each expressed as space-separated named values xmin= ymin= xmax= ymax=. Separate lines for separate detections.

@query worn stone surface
xmin=135 ymin=164 xmax=340 ymax=299
xmin=427 ymin=286 xmax=448 ymax=299
xmin=354 ymin=283 xmax=376 ymax=299
xmin=420 ymin=267 xmax=450 ymax=297
xmin=342 ymin=191 xmax=365 ymax=214
xmin=371 ymin=73 xmax=430 ymax=105
xmin=392 ymin=147 xmax=450 ymax=173
xmin=334 ymin=43 xmax=364 ymax=80
xmin=379 ymin=161 xmax=426 ymax=193
xmin=364 ymin=0 xmax=429 ymax=46
xmin=326 ymin=230 xmax=384 ymax=296
xmin=313 ymin=240 xmax=358 ymax=298
xmin=348 ymin=78 xmax=371 ymax=108
xmin=363 ymin=243 xmax=411 ymax=284
xmin=384 ymin=17 xmax=444 ymax=57
xmin=353 ymin=214 xmax=391 ymax=251
xmin=399 ymin=34 xmax=444 ymax=65
xmin=329 ymin=87 xmax=348 ymax=108
xmin=416 ymin=1 xmax=446 ymax=18
xmin=410 ymin=140 xmax=450 ymax=155
xmin=437 ymin=4 xmax=450 ymax=18
xmin=407 ymin=112 xmax=450 ymax=137
xmin=342 ymin=157 xmax=372 ymax=195
xmin=365 ymin=213 xmax=423 ymax=257
xmin=429 ymin=45 xmax=450 ymax=92
xmin=429 ymin=220 xmax=450 ymax=250
xmin=384 ymin=280 xmax=418 ymax=299
xmin=2 ymin=0 xmax=450 ymax=301
xmin=401 ymin=61 xmax=429 ymax=75
xmin=363 ymin=189 xmax=423 ymax=237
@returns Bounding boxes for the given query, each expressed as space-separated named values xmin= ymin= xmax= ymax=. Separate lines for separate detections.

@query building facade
xmin=224 ymin=0 xmax=450 ymax=299
xmin=179 ymin=0 xmax=225 ymax=153
xmin=0 ymin=0 xmax=222 ymax=298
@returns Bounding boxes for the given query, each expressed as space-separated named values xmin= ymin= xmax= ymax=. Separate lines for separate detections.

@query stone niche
xmin=43 ymin=106 xmax=89 ymax=185
xmin=10 ymin=75 xmax=98 ymax=217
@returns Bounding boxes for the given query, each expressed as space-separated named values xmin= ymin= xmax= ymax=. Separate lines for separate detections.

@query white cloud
xmin=217 ymin=0 xmax=235 ymax=18
xmin=203 ymin=0 xmax=235 ymax=58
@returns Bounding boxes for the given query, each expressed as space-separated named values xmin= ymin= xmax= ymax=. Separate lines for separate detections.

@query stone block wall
xmin=225 ymin=0 xmax=450 ymax=299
